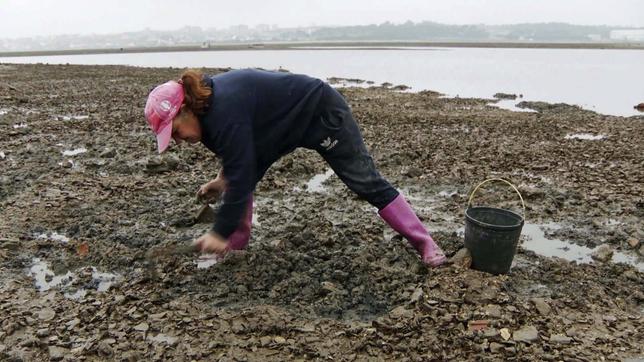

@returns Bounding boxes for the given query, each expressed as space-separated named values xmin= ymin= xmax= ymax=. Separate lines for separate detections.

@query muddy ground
xmin=0 ymin=63 xmax=642 ymax=361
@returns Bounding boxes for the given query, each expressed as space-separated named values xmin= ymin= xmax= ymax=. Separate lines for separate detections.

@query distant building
xmin=610 ymin=29 xmax=644 ymax=41
xmin=587 ymin=34 xmax=603 ymax=41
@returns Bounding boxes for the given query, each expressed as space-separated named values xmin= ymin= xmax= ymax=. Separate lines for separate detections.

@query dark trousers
xmin=302 ymin=87 xmax=399 ymax=210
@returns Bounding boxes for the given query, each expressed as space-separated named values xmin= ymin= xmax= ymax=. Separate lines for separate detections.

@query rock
xmin=144 ymin=155 xmax=179 ymax=174
xmin=449 ymin=248 xmax=472 ymax=268
xmin=623 ymin=270 xmax=639 ymax=281
xmin=194 ymin=204 xmax=216 ymax=224
xmin=99 ymin=148 xmax=116 ymax=158
xmin=133 ymin=322 xmax=149 ymax=332
xmin=402 ymin=166 xmax=423 ymax=178
xmin=164 ymin=154 xmax=180 ymax=169
xmin=20 ymin=334 xmax=39 ymax=347
xmin=48 ymin=346 xmax=69 ymax=361
xmin=390 ymin=306 xmax=413 ymax=319
xmin=627 ymin=237 xmax=640 ymax=249
xmin=591 ymin=244 xmax=613 ymax=262
xmin=321 ymin=281 xmax=341 ymax=294
xmin=602 ymin=315 xmax=617 ymax=323
xmin=531 ymin=298 xmax=551 ymax=316
xmin=274 ymin=336 xmax=287 ymax=344
xmin=639 ymin=244 xmax=644 ymax=256
xmin=259 ymin=336 xmax=272 ymax=346
xmin=147 ymin=333 xmax=178 ymax=346
xmin=483 ymin=328 xmax=499 ymax=338
xmin=500 ymin=328 xmax=511 ymax=340
xmin=565 ymin=327 xmax=579 ymax=337
xmin=483 ymin=304 xmax=502 ymax=319
xmin=392 ymin=84 xmax=410 ymax=91
xmin=490 ymin=342 xmax=504 ymax=353
xmin=520 ymin=185 xmax=545 ymax=198
xmin=97 ymin=341 xmax=113 ymax=356
xmin=467 ymin=320 xmax=489 ymax=332
xmin=513 ymin=325 xmax=539 ymax=343
xmin=66 ymin=318 xmax=80 ymax=329
xmin=38 ymin=307 xmax=56 ymax=321
xmin=410 ymin=287 xmax=424 ymax=303
xmin=494 ymin=92 xmax=518 ymax=100
xmin=36 ymin=328 xmax=49 ymax=337
xmin=549 ymin=334 xmax=572 ymax=344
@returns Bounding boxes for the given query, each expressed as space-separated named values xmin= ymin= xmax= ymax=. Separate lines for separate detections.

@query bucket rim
xmin=465 ymin=206 xmax=525 ymax=230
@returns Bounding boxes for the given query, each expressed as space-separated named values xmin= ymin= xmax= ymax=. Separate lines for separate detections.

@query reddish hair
xmin=180 ymin=69 xmax=212 ymax=115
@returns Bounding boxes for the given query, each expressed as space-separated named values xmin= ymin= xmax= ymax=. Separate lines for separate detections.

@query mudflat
xmin=0 ymin=63 xmax=642 ymax=361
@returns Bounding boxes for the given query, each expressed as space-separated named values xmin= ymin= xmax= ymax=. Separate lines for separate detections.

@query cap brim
xmin=156 ymin=122 xmax=173 ymax=153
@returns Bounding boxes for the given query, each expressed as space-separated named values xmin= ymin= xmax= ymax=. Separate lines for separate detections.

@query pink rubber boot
xmin=225 ymin=197 xmax=253 ymax=251
xmin=378 ymin=194 xmax=447 ymax=267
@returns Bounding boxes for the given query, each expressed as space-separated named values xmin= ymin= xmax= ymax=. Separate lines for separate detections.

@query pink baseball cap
xmin=144 ymin=81 xmax=184 ymax=153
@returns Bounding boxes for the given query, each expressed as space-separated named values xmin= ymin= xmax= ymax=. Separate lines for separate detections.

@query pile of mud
xmin=0 ymin=64 xmax=642 ymax=361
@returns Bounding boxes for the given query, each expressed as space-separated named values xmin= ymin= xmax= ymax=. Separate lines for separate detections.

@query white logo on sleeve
xmin=320 ymin=137 xmax=338 ymax=151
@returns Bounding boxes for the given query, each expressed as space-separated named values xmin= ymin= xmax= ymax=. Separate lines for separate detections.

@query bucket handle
xmin=467 ymin=178 xmax=526 ymax=218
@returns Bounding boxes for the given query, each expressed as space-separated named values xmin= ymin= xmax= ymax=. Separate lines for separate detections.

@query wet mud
xmin=0 ymin=64 xmax=643 ymax=361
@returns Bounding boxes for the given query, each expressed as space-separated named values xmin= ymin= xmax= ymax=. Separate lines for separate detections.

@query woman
xmin=144 ymin=69 xmax=446 ymax=267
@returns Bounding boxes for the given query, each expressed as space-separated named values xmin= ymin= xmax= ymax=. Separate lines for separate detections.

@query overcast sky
xmin=2 ymin=0 xmax=643 ymax=38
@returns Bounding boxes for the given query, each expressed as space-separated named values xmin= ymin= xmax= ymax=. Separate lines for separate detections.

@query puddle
xmin=306 ymin=169 xmax=335 ymax=193
xmin=252 ymin=211 xmax=261 ymax=226
xmin=438 ymin=190 xmax=458 ymax=197
xmin=59 ymin=115 xmax=90 ymax=121
xmin=564 ymin=133 xmax=606 ymax=141
xmin=521 ymin=223 xmax=643 ymax=271
xmin=62 ymin=148 xmax=87 ymax=156
xmin=489 ymin=99 xmax=537 ymax=113
xmin=330 ymin=81 xmax=372 ymax=89
xmin=28 ymin=258 xmax=75 ymax=291
xmin=26 ymin=258 xmax=121 ymax=298
xmin=57 ymin=159 xmax=76 ymax=168
xmin=12 ymin=123 xmax=28 ymax=129
xmin=36 ymin=232 xmax=70 ymax=243
xmin=196 ymin=255 xmax=220 ymax=269
xmin=91 ymin=268 xmax=120 ymax=292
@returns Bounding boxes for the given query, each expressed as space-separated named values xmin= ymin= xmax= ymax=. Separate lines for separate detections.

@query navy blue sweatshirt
xmin=198 ymin=69 xmax=331 ymax=238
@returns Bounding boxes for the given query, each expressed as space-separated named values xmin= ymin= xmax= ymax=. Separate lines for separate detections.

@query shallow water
xmin=3 ymin=47 xmax=644 ymax=116
xmin=564 ymin=133 xmax=606 ymax=141
xmin=27 ymin=258 xmax=121 ymax=297
xmin=28 ymin=258 xmax=75 ymax=291
xmin=306 ymin=169 xmax=335 ymax=193
xmin=521 ymin=223 xmax=643 ymax=271
xmin=489 ymin=99 xmax=538 ymax=113
xmin=36 ymin=232 xmax=70 ymax=243
xmin=59 ymin=115 xmax=89 ymax=121
xmin=196 ymin=255 xmax=220 ymax=269
xmin=62 ymin=147 xmax=87 ymax=156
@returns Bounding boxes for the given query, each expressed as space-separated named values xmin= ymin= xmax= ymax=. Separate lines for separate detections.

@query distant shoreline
xmin=1 ymin=41 xmax=644 ymax=57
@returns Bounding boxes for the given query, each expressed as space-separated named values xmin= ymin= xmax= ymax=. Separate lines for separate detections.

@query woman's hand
xmin=196 ymin=176 xmax=227 ymax=202
xmin=193 ymin=231 xmax=228 ymax=255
